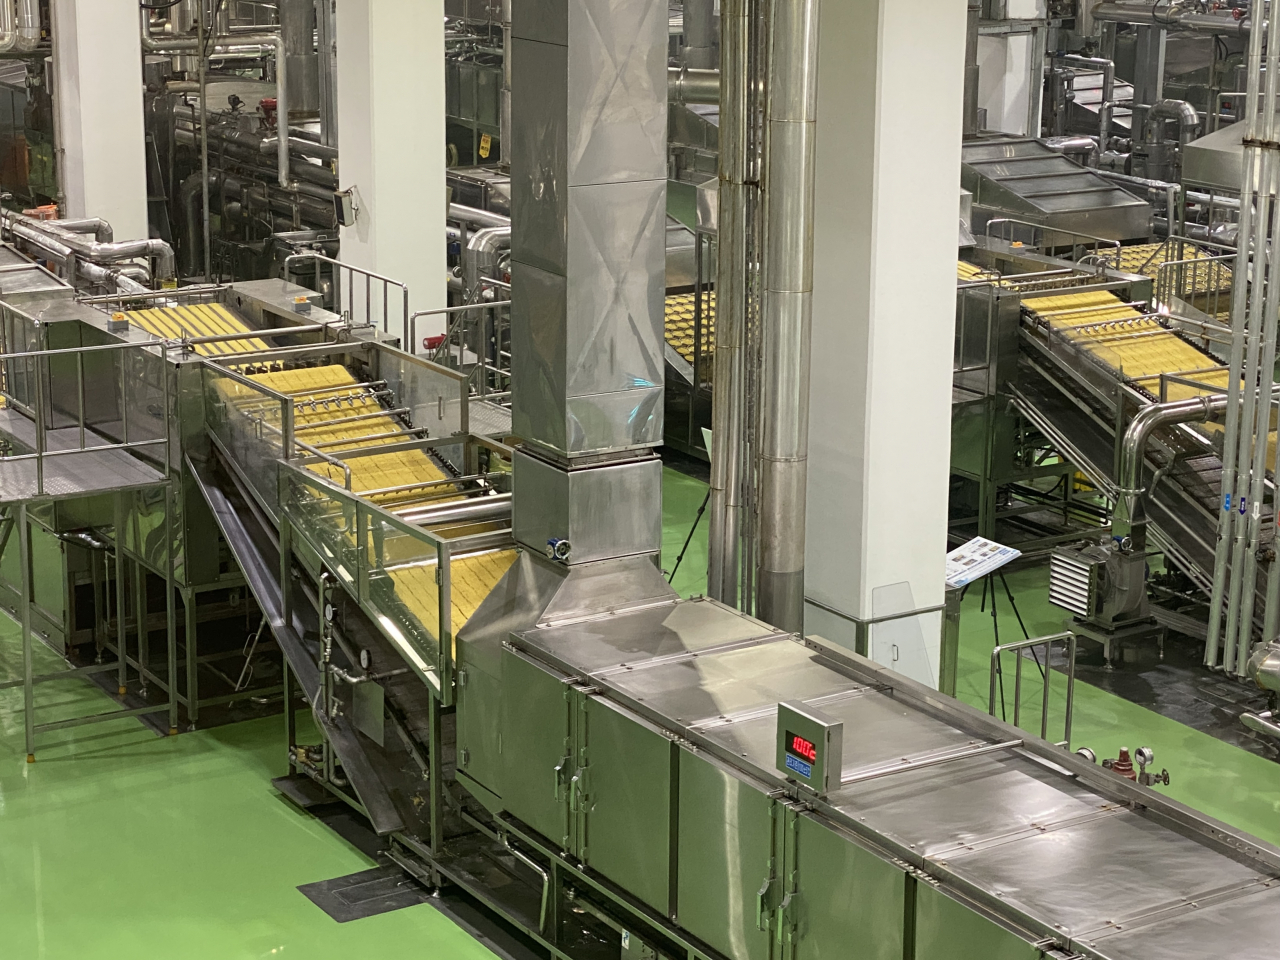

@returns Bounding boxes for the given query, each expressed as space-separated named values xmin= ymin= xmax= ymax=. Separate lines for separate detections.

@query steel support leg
xmin=135 ymin=557 xmax=148 ymax=696
xmin=19 ymin=503 xmax=33 ymax=762
xmin=165 ymin=488 xmax=178 ymax=735
xmin=115 ymin=495 xmax=128 ymax=697
xmin=428 ymin=695 xmax=444 ymax=856
xmin=183 ymin=587 xmax=198 ymax=726
xmin=283 ymin=657 xmax=296 ymax=770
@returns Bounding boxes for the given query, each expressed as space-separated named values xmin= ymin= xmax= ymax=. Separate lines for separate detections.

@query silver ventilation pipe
xmin=14 ymin=0 xmax=38 ymax=52
xmin=508 ymin=0 xmax=667 ymax=565
xmin=684 ymin=0 xmax=717 ymax=69
xmin=668 ymin=66 xmax=720 ymax=105
xmin=757 ymin=0 xmax=820 ymax=632
xmin=281 ymin=0 xmax=319 ymax=114
xmin=2 ymin=212 xmax=174 ymax=280
xmin=708 ymin=0 xmax=751 ymax=607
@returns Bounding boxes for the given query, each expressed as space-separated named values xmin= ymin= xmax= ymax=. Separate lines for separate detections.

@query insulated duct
xmin=509 ymin=0 xmax=667 ymax=560
xmin=757 ymin=0 xmax=820 ymax=632
xmin=684 ymin=0 xmax=717 ymax=69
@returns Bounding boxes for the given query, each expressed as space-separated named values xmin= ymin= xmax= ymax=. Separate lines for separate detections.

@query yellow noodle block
xmin=124 ymin=303 xmax=271 ymax=356
xmin=389 ymin=549 xmax=518 ymax=650
xmin=244 ymin=365 xmax=457 ymax=504
xmin=664 ymin=291 xmax=717 ymax=363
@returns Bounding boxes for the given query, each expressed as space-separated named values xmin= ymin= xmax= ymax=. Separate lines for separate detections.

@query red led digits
xmin=790 ymin=734 xmax=817 ymax=763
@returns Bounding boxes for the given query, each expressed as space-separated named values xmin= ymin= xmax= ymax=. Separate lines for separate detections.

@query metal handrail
xmin=0 ymin=336 xmax=173 ymax=496
xmin=984 ymin=217 xmax=1123 ymax=266
xmin=988 ymin=631 xmax=1077 ymax=747
xmin=282 ymin=252 xmax=411 ymax=344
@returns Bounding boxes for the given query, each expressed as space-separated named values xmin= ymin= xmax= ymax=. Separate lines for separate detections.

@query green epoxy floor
xmin=1 ymin=466 xmax=1278 ymax=958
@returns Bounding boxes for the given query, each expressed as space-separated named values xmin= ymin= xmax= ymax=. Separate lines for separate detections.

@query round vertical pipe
xmin=684 ymin=0 xmax=717 ymax=69
xmin=1206 ymin=1 xmax=1268 ymax=669
xmin=757 ymin=0 xmax=819 ymax=633
xmin=500 ymin=0 xmax=511 ymax=164
xmin=708 ymin=0 xmax=749 ymax=607
xmin=1223 ymin=9 xmax=1280 ymax=674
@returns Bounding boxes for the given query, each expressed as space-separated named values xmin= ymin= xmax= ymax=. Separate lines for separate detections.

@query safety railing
xmin=985 ymin=217 xmax=1122 ymax=270
xmin=1152 ymin=241 xmax=1235 ymax=324
xmin=0 ymin=336 xmax=172 ymax=500
xmin=202 ymin=362 xmax=295 ymax=517
xmin=78 ymin=284 xmax=225 ymax=314
xmin=420 ymin=299 xmax=513 ymax=405
xmin=279 ymin=459 xmax=514 ymax=705
xmin=283 ymin=252 xmax=411 ymax=346
xmin=989 ymin=631 xmax=1077 ymax=748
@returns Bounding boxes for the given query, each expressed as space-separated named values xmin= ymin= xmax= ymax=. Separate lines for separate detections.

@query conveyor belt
xmin=230 ymin=364 xmax=516 ymax=633
xmin=124 ymin=303 xmax=271 ymax=355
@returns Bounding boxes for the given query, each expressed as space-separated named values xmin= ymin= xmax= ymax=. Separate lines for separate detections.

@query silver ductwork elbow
xmin=461 ymin=225 xmax=512 ymax=293
xmin=1113 ymin=395 xmax=1227 ymax=551
xmin=1145 ymin=98 xmax=1200 ymax=145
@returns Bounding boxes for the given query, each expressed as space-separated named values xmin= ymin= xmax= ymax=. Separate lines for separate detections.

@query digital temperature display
xmin=776 ymin=701 xmax=843 ymax=795
xmin=787 ymin=733 xmax=818 ymax=764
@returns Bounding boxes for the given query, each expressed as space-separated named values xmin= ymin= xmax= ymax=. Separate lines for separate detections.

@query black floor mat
xmin=298 ymin=865 xmax=432 ymax=922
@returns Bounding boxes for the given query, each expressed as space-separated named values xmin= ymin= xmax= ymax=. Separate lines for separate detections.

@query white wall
xmin=51 ymin=0 xmax=149 ymax=241
xmin=805 ymin=0 xmax=967 ymax=687
xmin=977 ymin=34 xmax=1033 ymax=136
xmin=336 ymin=0 xmax=448 ymax=343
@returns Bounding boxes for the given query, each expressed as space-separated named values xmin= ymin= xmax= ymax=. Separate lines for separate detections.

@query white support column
xmin=51 ymin=0 xmax=149 ymax=240
xmin=336 ymin=0 xmax=448 ymax=340
xmin=804 ymin=0 xmax=967 ymax=688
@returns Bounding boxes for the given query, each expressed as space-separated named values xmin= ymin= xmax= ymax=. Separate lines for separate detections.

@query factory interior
xmin=8 ymin=0 xmax=1280 ymax=957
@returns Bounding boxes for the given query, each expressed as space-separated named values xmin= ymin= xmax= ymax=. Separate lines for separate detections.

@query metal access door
xmin=577 ymin=695 xmax=677 ymax=915
xmin=500 ymin=648 xmax=575 ymax=849
xmin=676 ymin=747 xmax=779 ymax=960
xmin=789 ymin=813 xmax=908 ymax=960
xmin=912 ymin=883 xmax=1043 ymax=960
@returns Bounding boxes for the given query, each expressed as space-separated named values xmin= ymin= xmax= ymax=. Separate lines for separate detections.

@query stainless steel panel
xmin=696 ymin=686 xmax=971 ymax=778
xmin=913 ymin=883 xmax=1042 ymax=960
xmin=831 ymin=752 xmax=1114 ymax=860
xmin=1078 ymin=884 xmax=1280 ymax=960
xmin=605 ymin=638 xmax=863 ymax=726
xmin=936 ymin=810 xmax=1269 ymax=937
xmin=793 ymin=813 xmax=906 ymax=960
xmin=501 ymin=648 xmax=574 ymax=848
xmin=510 ymin=38 xmax=568 ymax=277
xmin=511 ymin=0 xmax=567 ymax=45
xmin=516 ymin=595 xmax=782 ymax=674
xmin=511 ymin=450 xmax=663 ymax=563
xmin=565 ymin=0 xmax=667 ymax=187
xmin=581 ymin=696 xmax=675 ymax=914
xmin=676 ymin=748 xmax=775 ymax=960
xmin=511 ymin=260 xmax=568 ymax=449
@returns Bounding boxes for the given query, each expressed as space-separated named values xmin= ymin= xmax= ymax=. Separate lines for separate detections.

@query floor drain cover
xmin=298 ymin=865 xmax=431 ymax=922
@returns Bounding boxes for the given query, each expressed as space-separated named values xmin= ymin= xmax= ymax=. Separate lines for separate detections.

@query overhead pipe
xmin=1144 ymin=98 xmax=1200 ymax=146
xmin=2 ymin=212 xmax=175 ymax=280
xmin=141 ymin=12 xmax=293 ymax=189
xmin=757 ymin=0 xmax=820 ymax=632
xmin=48 ymin=218 xmax=113 ymax=243
xmin=449 ymin=203 xmax=510 ymax=230
xmin=1043 ymin=135 xmax=1101 ymax=168
xmin=1054 ymin=54 xmax=1115 ymax=147
xmin=668 ymin=66 xmax=720 ymax=105
xmin=1092 ymin=1 xmax=1253 ymax=37
xmin=461 ymin=226 xmax=512 ymax=294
